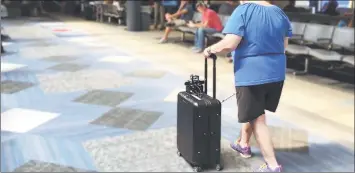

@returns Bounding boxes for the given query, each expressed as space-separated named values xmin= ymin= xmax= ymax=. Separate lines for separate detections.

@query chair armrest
xmin=317 ymin=38 xmax=332 ymax=45
xmin=292 ymin=34 xmax=303 ymax=37
xmin=291 ymin=34 xmax=303 ymax=40
xmin=317 ymin=38 xmax=331 ymax=42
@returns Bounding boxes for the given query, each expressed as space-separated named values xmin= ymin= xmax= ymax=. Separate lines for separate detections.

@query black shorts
xmin=235 ymin=81 xmax=284 ymax=123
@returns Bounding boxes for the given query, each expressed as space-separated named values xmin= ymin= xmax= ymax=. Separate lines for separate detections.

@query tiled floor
xmin=13 ymin=160 xmax=94 ymax=172
xmin=1 ymin=108 xmax=59 ymax=133
xmin=1 ymin=17 xmax=354 ymax=172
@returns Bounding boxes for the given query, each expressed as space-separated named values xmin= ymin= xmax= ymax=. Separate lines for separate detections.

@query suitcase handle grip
xmin=204 ymin=53 xmax=217 ymax=99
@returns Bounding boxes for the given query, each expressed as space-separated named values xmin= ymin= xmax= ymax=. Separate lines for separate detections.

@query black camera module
xmin=184 ymin=74 xmax=205 ymax=96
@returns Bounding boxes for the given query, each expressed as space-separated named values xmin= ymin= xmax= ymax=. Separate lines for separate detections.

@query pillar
xmin=126 ymin=0 xmax=141 ymax=31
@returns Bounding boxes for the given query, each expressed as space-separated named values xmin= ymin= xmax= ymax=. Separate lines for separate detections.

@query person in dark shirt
xmin=158 ymin=0 xmax=194 ymax=43
xmin=321 ymin=0 xmax=339 ymax=16
xmin=283 ymin=0 xmax=298 ymax=13
xmin=218 ymin=0 xmax=238 ymax=16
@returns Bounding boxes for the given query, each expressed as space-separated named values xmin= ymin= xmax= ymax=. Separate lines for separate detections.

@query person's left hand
xmin=203 ymin=47 xmax=212 ymax=58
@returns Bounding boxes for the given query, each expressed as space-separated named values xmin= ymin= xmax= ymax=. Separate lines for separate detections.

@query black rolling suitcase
xmin=177 ymin=54 xmax=222 ymax=172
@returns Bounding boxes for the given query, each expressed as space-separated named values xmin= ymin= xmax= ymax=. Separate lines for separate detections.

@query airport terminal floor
xmin=1 ymin=16 xmax=354 ymax=172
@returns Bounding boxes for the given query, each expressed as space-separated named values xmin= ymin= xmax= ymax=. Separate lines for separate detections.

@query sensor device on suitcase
xmin=177 ymin=54 xmax=222 ymax=172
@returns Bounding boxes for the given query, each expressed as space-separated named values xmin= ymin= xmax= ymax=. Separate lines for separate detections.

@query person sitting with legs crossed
xmin=159 ymin=0 xmax=194 ymax=43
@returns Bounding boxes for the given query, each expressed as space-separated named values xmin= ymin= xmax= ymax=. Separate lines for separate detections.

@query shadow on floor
xmin=275 ymin=143 xmax=354 ymax=172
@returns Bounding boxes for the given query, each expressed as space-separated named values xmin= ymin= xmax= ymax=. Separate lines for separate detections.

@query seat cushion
xmin=177 ymin=26 xmax=197 ymax=34
xmin=342 ymin=55 xmax=355 ymax=66
xmin=211 ymin=33 xmax=225 ymax=39
xmin=308 ymin=49 xmax=342 ymax=61
xmin=285 ymin=44 xmax=310 ymax=55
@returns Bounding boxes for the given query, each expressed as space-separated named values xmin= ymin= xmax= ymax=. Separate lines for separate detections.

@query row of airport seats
xmin=287 ymin=22 xmax=354 ymax=75
xmin=91 ymin=3 xmax=125 ymax=25
xmin=173 ymin=12 xmax=354 ymax=76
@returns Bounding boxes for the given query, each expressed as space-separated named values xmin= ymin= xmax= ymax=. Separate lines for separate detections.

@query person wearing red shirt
xmin=187 ymin=2 xmax=223 ymax=53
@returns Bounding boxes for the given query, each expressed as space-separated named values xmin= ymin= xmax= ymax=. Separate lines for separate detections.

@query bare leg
xmin=160 ymin=13 xmax=173 ymax=41
xmin=237 ymin=123 xmax=253 ymax=147
xmin=251 ymin=114 xmax=279 ymax=168
xmin=162 ymin=27 xmax=172 ymax=40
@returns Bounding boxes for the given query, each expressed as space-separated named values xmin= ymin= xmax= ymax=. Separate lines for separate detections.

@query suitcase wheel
xmin=177 ymin=151 xmax=182 ymax=157
xmin=215 ymin=164 xmax=223 ymax=171
xmin=193 ymin=166 xmax=202 ymax=172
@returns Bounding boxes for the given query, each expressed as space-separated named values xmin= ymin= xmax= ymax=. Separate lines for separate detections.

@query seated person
xmin=338 ymin=9 xmax=354 ymax=27
xmin=321 ymin=0 xmax=339 ymax=16
xmin=283 ymin=0 xmax=298 ymax=13
xmin=188 ymin=2 xmax=223 ymax=53
xmin=159 ymin=0 xmax=194 ymax=43
xmin=218 ymin=0 xmax=238 ymax=16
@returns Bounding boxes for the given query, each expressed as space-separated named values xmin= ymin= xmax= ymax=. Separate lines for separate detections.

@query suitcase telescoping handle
xmin=204 ymin=53 xmax=217 ymax=99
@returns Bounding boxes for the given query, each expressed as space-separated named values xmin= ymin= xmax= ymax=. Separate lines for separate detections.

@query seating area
xmin=91 ymin=2 xmax=125 ymax=25
xmin=170 ymin=11 xmax=354 ymax=82
xmin=286 ymin=22 xmax=354 ymax=77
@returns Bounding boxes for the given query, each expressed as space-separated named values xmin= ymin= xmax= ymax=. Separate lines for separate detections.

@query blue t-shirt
xmin=162 ymin=0 xmax=178 ymax=7
xmin=222 ymin=3 xmax=292 ymax=86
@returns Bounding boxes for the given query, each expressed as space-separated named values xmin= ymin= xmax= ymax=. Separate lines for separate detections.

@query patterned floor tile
xmin=99 ymin=55 xmax=135 ymax=64
xmin=13 ymin=160 xmax=93 ymax=172
xmin=2 ymin=42 xmax=14 ymax=46
xmin=47 ymin=63 xmax=88 ymax=72
xmin=1 ymin=62 xmax=27 ymax=73
xmin=74 ymin=90 xmax=133 ymax=107
xmin=91 ymin=107 xmax=162 ymax=131
xmin=249 ymin=126 xmax=309 ymax=153
xmin=0 ymin=80 xmax=34 ymax=94
xmin=1 ymin=108 xmax=59 ymax=133
xmin=126 ymin=70 xmax=167 ymax=79
xmin=37 ymin=70 xmax=131 ymax=93
xmin=19 ymin=45 xmax=81 ymax=60
xmin=65 ymin=37 xmax=97 ymax=43
xmin=41 ymin=55 xmax=78 ymax=62
xmin=83 ymin=127 xmax=260 ymax=172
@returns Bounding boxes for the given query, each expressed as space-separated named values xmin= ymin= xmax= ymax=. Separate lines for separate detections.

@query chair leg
xmin=181 ymin=32 xmax=185 ymax=42
xmin=293 ymin=57 xmax=309 ymax=75
xmin=204 ymin=36 xmax=208 ymax=48
xmin=100 ymin=13 xmax=103 ymax=22
xmin=108 ymin=17 xmax=111 ymax=23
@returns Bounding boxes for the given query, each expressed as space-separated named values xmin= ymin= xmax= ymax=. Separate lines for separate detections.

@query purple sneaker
xmin=230 ymin=143 xmax=252 ymax=158
xmin=255 ymin=163 xmax=282 ymax=172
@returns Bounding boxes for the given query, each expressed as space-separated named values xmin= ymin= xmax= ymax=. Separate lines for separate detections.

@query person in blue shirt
xmin=203 ymin=0 xmax=292 ymax=172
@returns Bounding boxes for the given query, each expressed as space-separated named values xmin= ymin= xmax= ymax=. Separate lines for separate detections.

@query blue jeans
xmin=194 ymin=27 xmax=217 ymax=50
